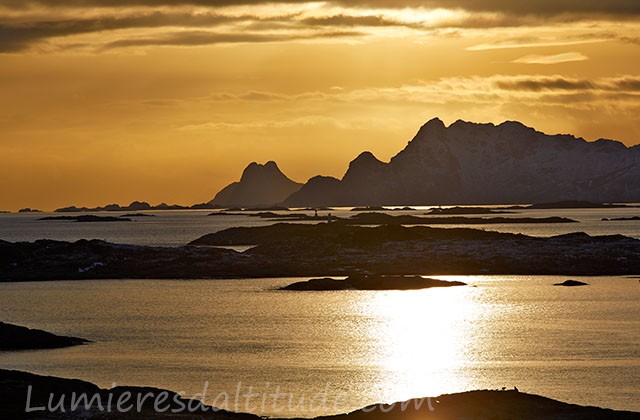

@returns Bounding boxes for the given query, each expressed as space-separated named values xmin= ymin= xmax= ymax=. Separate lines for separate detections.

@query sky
xmin=1 ymin=0 xmax=639 ymax=211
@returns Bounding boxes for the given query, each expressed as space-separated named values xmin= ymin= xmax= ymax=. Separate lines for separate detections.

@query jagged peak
xmin=351 ymin=151 xmax=384 ymax=166
xmin=240 ymin=160 xmax=286 ymax=182
xmin=420 ymin=117 xmax=446 ymax=130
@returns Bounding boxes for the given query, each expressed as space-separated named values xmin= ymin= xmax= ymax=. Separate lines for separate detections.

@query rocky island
xmin=39 ymin=215 xmax=131 ymax=222
xmin=280 ymin=274 xmax=466 ymax=291
xmin=2 ymin=223 xmax=640 ymax=281
xmin=554 ymin=280 xmax=589 ymax=287
xmin=0 ymin=322 xmax=89 ymax=350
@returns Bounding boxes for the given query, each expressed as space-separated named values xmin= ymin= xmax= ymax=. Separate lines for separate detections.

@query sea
xmin=0 ymin=207 xmax=639 ymax=416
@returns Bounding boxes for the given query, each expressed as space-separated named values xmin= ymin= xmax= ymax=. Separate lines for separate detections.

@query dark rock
xmin=554 ymin=280 xmax=589 ymax=286
xmin=0 ymin=322 xmax=89 ymax=350
xmin=344 ymin=212 xmax=577 ymax=225
xmin=119 ymin=213 xmax=155 ymax=217
xmin=18 ymin=208 xmax=41 ymax=213
xmin=602 ymin=216 xmax=640 ymax=221
xmin=280 ymin=274 xmax=466 ymax=291
xmin=427 ymin=206 xmax=514 ymax=215
xmin=39 ymin=215 xmax=131 ymax=222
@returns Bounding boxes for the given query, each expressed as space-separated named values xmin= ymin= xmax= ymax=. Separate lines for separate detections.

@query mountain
xmin=284 ymin=118 xmax=640 ymax=206
xmin=210 ymin=161 xmax=303 ymax=207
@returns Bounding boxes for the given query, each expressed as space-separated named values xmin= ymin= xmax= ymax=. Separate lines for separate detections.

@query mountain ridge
xmin=283 ymin=118 xmax=640 ymax=206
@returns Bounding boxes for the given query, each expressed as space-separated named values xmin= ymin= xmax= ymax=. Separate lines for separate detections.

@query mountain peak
xmin=351 ymin=151 xmax=384 ymax=167
xmin=240 ymin=161 xmax=285 ymax=182
xmin=211 ymin=161 xmax=302 ymax=207
xmin=284 ymin=118 xmax=640 ymax=206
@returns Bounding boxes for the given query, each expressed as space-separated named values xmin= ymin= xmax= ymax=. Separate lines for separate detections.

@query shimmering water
xmin=1 ymin=206 xmax=639 ymax=246
xmin=0 ymin=276 xmax=638 ymax=416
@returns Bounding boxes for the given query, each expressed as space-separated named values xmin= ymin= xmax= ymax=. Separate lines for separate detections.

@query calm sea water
xmin=0 ymin=206 xmax=639 ymax=246
xmin=0 ymin=276 xmax=638 ymax=416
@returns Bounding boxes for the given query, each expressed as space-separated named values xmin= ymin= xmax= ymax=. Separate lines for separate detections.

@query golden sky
xmin=1 ymin=0 xmax=639 ymax=211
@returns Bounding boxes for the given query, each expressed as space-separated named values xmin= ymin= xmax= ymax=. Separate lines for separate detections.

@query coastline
xmin=1 ymin=369 xmax=637 ymax=419
xmin=2 ymin=223 xmax=640 ymax=281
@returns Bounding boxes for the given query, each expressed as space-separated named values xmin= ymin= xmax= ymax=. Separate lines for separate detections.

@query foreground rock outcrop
xmin=0 ymin=322 xmax=88 ymax=350
xmin=284 ymin=118 xmax=640 ymax=206
xmin=0 ymin=369 xmax=636 ymax=419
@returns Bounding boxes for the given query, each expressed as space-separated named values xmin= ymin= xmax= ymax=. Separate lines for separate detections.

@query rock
xmin=553 ymin=279 xmax=589 ymax=286
xmin=0 ymin=322 xmax=89 ymax=350
xmin=602 ymin=216 xmax=640 ymax=221
xmin=2 ymin=225 xmax=640 ymax=281
xmin=280 ymin=274 xmax=466 ymax=291
xmin=427 ymin=206 xmax=513 ymax=215
xmin=39 ymin=215 xmax=131 ymax=222
xmin=119 ymin=213 xmax=155 ymax=217
xmin=343 ymin=212 xmax=577 ymax=225
xmin=18 ymin=208 xmax=42 ymax=213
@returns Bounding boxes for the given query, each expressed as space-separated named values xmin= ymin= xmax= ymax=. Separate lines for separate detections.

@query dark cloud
xmin=0 ymin=12 xmax=248 ymax=52
xmin=101 ymin=29 xmax=362 ymax=50
xmin=302 ymin=14 xmax=407 ymax=28
xmin=3 ymin=0 xmax=640 ymax=16
xmin=494 ymin=75 xmax=640 ymax=93
xmin=331 ymin=0 xmax=640 ymax=16
xmin=495 ymin=76 xmax=596 ymax=92
xmin=603 ymin=76 xmax=640 ymax=92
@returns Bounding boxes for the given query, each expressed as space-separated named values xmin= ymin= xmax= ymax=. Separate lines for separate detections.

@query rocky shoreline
xmin=0 ymin=322 xmax=89 ymax=351
xmin=1 ymin=223 xmax=640 ymax=281
xmin=0 ymin=369 xmax=636 ymax=419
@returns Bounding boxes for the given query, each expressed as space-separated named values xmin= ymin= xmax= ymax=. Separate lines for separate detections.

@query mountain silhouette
xmin=284 ymin=118 xmax=640 ymax=206
xmin=210 ymin=161 xmax=302 ymax=207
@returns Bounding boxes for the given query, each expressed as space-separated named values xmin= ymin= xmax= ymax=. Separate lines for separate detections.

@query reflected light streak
xmin=358 ymin=278 xmax=484 ymax=401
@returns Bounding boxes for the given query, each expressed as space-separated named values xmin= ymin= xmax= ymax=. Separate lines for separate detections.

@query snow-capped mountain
xmin=284 ymin=118 xmax=640 ymax=206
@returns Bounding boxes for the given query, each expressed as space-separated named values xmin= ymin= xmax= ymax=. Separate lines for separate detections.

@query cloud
xmin=5 ymin=1 xmax=640 ymax=17
xmin=493 ymin=75 xmax=595 ymax=91
xmin=467 ymin=37 xmax=606 ymax=51
xmin=512 ymin=52 xmax=588 ymax=64
xmin=1 ymin=1 xmax=638 ymax=53
xmin=178 ymin=115 xmax=354 ymax=131
xmin=101 ymin=29 xmax=362 ymax=50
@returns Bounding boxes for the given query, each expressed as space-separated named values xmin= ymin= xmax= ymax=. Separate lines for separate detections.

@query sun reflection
xmin=359 ymin=278 xmax=483 ymax=401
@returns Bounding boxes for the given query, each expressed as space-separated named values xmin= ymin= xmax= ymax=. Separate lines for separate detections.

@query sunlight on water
xmin=0 ymin=276 xmax=638 ymax=416
xmin=362 ymin=287 xmax=478 ymax=400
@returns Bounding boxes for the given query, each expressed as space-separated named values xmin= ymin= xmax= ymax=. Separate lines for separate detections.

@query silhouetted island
xmin=55 ymin=201 xmax=222 ymax=213
xmin=602 ymin=216 xmax=640 ymax=221
xmin=39 ymin=215 xmax=131 ymax=222
xmin=342 ymin=212 xmax=576 ymax=225
xmin=427 ymin=206 xmax=513 ymax=215
xmin=554 ymin=280 xmax=589 ymax=287
xmin=18 ymin=208 xmax=42 ymax=213
xmin=280 ymin=274 xmax=466 ymax=291
xmin=2 ymin=224 xmax=639 ymax=281
xmin=0 ymin=369 xmax=637 ymax=419
xmin=519 ymin=201 xmax=636 ymax=210
xmin=0 ymin=322 xmax=89 ymax=350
